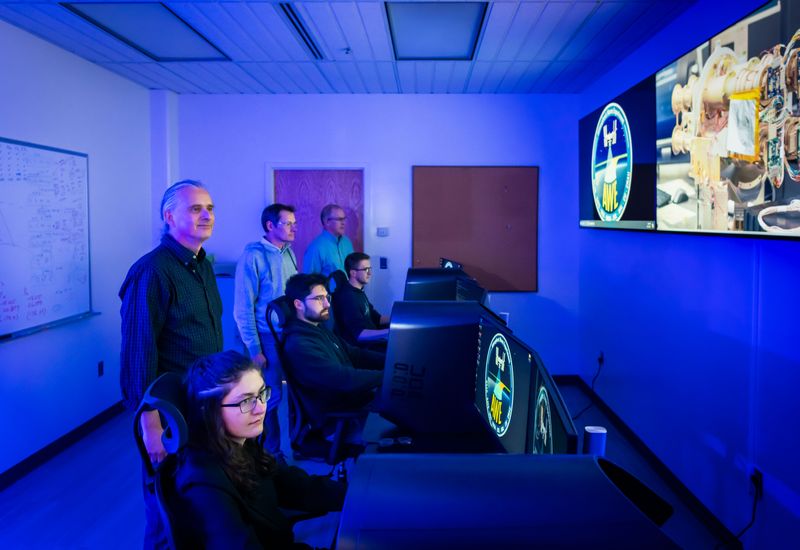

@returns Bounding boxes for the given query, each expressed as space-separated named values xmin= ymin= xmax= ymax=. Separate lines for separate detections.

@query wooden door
xmin=274 ymin=169 xmax=364 ymax=271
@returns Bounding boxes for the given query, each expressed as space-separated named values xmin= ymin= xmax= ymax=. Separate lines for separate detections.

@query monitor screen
xmin=579 ymin=75 xmax=658 ymax=230
xmin=579 ymin=0 xmax=800 ymax=238
xmin=474 ymin=318 xmax=531 ymax=453
xmin=654 ymin=0 xmax=800 ymax=236
xmin=527 ymin=349 xmax=579 ymax=454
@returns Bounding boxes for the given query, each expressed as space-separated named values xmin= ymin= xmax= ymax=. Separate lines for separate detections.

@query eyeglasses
xmin=354 ymin=267 xmax=372 ymax=273
xmin=327 ymin=217 xmax=346 ymax=222
xmin=221 ymin=387 xmax=271 ymax=414
xmin=306 ymin=294 xmax=331 ymax=304
xmin=277 ymin=220 xmax=298 ymax=228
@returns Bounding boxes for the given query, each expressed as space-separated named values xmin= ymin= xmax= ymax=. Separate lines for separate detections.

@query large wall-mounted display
xmin=581 ymin=0 xmax=800 ymax=237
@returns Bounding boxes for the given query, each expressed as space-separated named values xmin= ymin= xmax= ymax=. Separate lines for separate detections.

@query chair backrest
xmin=266 ymin=295 xmax=295 ymax=350
xmin=133 ymin=372 xmax=190 ymax=550
xmin=133 ymin=372 xmax=189 ymax=476
xmin=329 ymin=269 xmax=348 ymax=291
xmin=266 ymin=296 xmax=310 ymax=445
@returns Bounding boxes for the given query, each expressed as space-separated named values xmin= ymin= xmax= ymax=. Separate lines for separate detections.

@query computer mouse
xmin=672 ymin=189 xmax=689 ymax=204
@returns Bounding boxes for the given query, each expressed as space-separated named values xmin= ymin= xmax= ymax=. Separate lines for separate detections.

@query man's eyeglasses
xmin=221 ymin=387 xmax=271 ymax=414
xmin=306 ymin=294 xmax=331 ymax=304
xmin=354 ymin=267 xmax=372 ymax=273
xmin=277 ymin=220 xmax=298 ymax=228
xmin=327 ymin=217 xmax=346 ymax=222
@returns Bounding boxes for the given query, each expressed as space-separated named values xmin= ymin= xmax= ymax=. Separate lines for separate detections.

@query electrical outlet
xmin=751 ymin=468 xmax=763 ymax=500
xmin=97 ymin=360 xmax=104 ymax=377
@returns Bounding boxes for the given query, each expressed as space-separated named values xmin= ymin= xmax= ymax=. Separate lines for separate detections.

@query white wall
xmin=0 ymin=21 xmax=151 ymax=472
xmin=177 ymin=93 xmax=583 ymax=375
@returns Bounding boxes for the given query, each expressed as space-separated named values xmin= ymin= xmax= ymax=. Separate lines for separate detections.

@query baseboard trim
xmin=0 ymin=401 xmax=125 ymax=491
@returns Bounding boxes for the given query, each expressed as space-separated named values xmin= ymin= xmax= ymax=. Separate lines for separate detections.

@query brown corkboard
xmin=412 ymin=166 xmax=538 ymax=292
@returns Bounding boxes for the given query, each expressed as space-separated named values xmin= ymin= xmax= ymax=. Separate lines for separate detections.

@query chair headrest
xmin=267 ymin=295 xmax=295 ymax=329
xmin=329 ymin=269 xmax=348 ymax=289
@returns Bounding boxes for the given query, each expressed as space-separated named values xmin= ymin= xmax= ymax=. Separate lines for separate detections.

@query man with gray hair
xmin=119 ymin=179 xmax=223 ymax=546
xmin=303 ymin=203 xmax=354 ymax=277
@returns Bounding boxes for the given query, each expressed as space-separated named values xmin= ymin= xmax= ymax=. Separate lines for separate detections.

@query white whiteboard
xmin=0 ymin=138 xmax=92 ymax=339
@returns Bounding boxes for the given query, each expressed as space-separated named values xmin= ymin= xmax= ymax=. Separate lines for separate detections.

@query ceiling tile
xmin=415 ymin=61 xmax=436 ymax=93
xmin=316 ymin=62 xmax=352 ymax=93
xmin=517 ymin=1 xmax=571 ymax=60
xmin=376 ymin=61 xmax=399 ymax=93
xmin=356 ymin=61 xmax=383 ymax=93
xmin=556 ymin=1 xmax=624 ymax=62
xmin=535 ymin=1 xmax=597 ymax=60
xmin=432 ymin=61 xmax=454 ymax=94
xmin=358 ymin=1 xmax=393 ymax=61
xmin=248 ymin=2 xmax=313 ymax=61
xmin=476 ymin=1 xmax=519 ymax=61
xmin=330 ymin=1 xmax=373 ymax=61
xmin=447 ymin=61 xmax=472 ymax=94
xmin=496 ymin=2 xmax=546 ymax=61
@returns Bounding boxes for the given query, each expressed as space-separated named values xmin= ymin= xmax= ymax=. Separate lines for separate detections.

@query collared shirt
xmin=119 ymin=233 xmax=223 ymax=410
xmin=303 ymin=230 xmax=354 ymax=277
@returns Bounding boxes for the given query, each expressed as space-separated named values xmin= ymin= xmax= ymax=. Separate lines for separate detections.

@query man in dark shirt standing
xmin=332 ymin=252 xmax=390 ymax=349
xmin=282 ymin=273 xmax=383 ymax=439
xmin=119 ymin=179 xmax=222 ymax=545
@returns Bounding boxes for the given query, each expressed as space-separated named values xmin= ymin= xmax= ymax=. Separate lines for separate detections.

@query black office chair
xmin=133 ymin=372 xmax=189 ymax=550
xmin=266 ymin=296 xmax=365 ymax=467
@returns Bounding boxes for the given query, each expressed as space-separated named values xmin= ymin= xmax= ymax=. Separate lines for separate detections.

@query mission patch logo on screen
xmin=533 ymin=386 xmax=553 ymax=454
xmin=484 ymin=333 xmax=514 ymax=436
xmin=591 ymin=102 xmax=633 ymax=221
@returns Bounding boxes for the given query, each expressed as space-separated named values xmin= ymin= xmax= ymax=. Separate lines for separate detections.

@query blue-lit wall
xmin=175 ymin=93 xmax=582 ymax=375
xmin=0 ymin=20 xmax=152 ymax=474
xmin=578 ymin=0 xmax=799 ymax=545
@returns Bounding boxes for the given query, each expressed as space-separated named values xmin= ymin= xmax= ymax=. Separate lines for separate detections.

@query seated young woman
xmin=175 ymin=350 xmax=346 ymax=549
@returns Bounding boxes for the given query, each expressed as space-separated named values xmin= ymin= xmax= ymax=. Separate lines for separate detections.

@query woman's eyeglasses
xmin=221 ymin=387 xmax=271 ymax=414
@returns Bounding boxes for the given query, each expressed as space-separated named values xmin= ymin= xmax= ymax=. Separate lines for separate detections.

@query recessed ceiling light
xmin=386 ymin=2 xmax=487 ymax=61
xmin=62 ymin=2 xmax=228 ymax=62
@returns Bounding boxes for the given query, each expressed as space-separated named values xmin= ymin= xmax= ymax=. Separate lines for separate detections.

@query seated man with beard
xmin=281 ymin=273 xmax=385 ymax=441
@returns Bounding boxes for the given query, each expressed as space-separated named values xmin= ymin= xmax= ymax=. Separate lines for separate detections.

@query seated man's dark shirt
xmin=332 ymin=283 xmax=386 ymax=348
xmin=282 ymin=318 xmax=384 ymax=432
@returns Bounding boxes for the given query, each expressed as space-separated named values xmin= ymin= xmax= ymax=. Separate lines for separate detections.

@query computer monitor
xmin=473 ymin=315 xmax=532 ymax=453
xmin=380 ymin=301 xmax=498 ymax=451
xmin=525 ymin=346 xmax=579 ymax=454
xmin=380 ymin=301 xmax=534 ymax=453
xmin=403 ymin=267 xmax=487 ymax=304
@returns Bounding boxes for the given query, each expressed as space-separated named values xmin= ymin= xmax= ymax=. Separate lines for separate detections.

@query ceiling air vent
xmin=279 ymin=3 xmax=324 ymax=60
